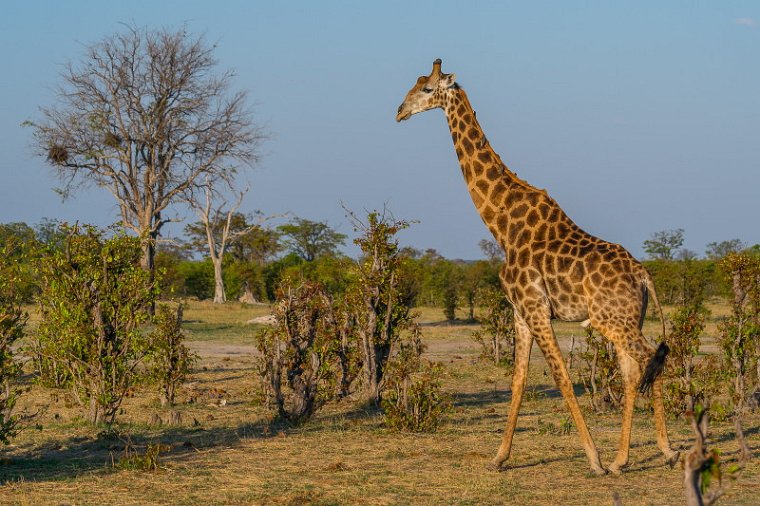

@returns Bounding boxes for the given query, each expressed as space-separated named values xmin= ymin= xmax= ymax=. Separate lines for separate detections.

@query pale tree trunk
xmin=191 ymin=183 xmax=252 ymax=304
xmin=212 ymin=255 xmax=226 ymax=304
xmin=137 ymin=208 xmax=158 ymax=274
xmin=140 ymin=238 xmax=155 ymax=273
xmin=136 ymin=212 xmax=160 ymax=314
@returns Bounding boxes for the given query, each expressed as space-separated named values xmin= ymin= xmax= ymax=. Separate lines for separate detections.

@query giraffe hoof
xmin=591 ymin=466 xmax=608 ymax=476
xmin=607 ymin=463 xmax=625 ymax=476
xmin=488 ymin=457 xmax=508 ymax=472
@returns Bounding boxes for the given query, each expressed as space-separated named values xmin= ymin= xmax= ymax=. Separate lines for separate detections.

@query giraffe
xmin=396 ymin=59 xmax=680 ymax=475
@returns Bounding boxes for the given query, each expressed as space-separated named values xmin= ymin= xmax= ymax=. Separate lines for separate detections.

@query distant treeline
xmin=1 ymin=220 xmax=757 ymax=314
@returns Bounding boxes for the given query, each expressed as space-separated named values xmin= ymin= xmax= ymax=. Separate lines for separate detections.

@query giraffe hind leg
xmin=602 ymin=329 xmax=678 ymax=473
xmin=652 ymin=374 xmax=680 ymax=466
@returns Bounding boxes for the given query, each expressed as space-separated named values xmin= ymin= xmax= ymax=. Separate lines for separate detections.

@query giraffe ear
xmin=443 ymin=73 xmax=457 ymax=88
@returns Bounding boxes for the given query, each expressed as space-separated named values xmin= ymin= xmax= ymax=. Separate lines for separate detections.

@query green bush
xmin=33 ymin=225 xmax=156 ymax=425
xmin=643 ymin=258 xmax=727 ymax=305
xmin=146 ymin=303 xmax=196 ymax=407
xmin=178 ymin=259 xmax=215 ymax=300
xmin=0 ymin=223 xmax=39 ymax=303
xmin=382 ymin=329 xmax=450 ymax=432
xmin=663 ymin=304 xmax=714 ymax=416
xmin=471 ymin=287 xmax=515 ymax=366
xmin=0 ymin=241 xmax=27 ymax=444
xmin=574 ymin=326 xmax=623 ymax=412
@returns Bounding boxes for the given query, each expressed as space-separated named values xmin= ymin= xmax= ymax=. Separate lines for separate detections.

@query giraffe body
xmin=397 ymin=59 xmax=679 ymax=474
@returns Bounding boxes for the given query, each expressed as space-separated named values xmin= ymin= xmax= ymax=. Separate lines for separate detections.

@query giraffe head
xmin=396 ymin=58 xmax=458 ymax=122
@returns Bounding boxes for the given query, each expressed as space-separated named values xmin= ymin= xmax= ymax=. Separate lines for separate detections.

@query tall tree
xmin=186 ymin=211 xmax=280 ymax=265
xmin=228 ymin=219 xmax=281 ymax=266
xmin=185 ymin=197 xmax=281 ymax=303
xmin=277 ymin=217 xmax=346 ymax=262
xmin=29 ymin=25 xmax=264 ymax=280
xmin=479 ymin=238 xmax=503 ymax=262
xmin=185 ymin=183 xmax=258 ymax=304
xmin=705 ymin=239 xmax=745 ymax=260
xmin=643 ymin=228 xmax=685 ymax=260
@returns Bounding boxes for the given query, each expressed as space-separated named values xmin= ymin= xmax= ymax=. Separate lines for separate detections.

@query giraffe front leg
xmin=532 ymin=320 xmax=605 ymax=475
xmin=491 ymin=317 xmax=533 ymax=469
xmin=542 ymin=347 xmax=606 ymax=475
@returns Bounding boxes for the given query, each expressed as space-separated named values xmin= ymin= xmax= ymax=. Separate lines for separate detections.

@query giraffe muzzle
xmin=396 ymin=104 xmax=411 ymax=122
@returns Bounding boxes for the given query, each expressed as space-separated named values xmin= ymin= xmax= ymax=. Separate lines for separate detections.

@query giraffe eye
xmin=422 ymin=87 xmax=433 ymax=93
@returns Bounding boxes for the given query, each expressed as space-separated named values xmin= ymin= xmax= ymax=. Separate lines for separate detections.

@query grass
xmin=1 ymin=299 xmax=758 ymax=505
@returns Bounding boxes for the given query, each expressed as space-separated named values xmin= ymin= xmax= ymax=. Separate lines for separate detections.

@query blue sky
xmin=1 ymin=1 xmax=758 ymax=259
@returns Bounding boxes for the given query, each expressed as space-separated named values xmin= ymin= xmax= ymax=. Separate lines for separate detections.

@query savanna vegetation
xmin=0 ymin=216 xmax=758 ymax=505
xmin=0 ymin=24 xmax=757 ymax=506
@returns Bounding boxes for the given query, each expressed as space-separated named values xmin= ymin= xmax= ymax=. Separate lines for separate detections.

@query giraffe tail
xmin=639 ymin=270 xmax=669 ymax=394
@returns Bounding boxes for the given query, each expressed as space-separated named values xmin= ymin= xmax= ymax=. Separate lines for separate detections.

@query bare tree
xmin=186 ymin=180 xmax=257 ymax=304
xmin=29 ymin=25 xmax=264 ymax=280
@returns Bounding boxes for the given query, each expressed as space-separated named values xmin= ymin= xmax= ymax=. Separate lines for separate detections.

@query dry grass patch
xmin=0 ymin=301 xmax=758 ymax=505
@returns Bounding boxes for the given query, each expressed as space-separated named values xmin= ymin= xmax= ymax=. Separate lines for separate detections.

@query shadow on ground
xmin=0 ymin=416 xmax=287 ymax=484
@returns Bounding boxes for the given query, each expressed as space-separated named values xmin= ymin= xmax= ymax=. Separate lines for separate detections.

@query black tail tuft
xmin=639 ymin=342 xmax=669 ymax=394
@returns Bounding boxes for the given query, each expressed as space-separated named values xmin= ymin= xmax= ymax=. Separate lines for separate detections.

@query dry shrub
xmin=717 ymin=252 xmax=760 ymax=461
xmin=662 ymin=304 xmax=725 ymax=417
xmin=112 ymin=434 xmax=169 ymax=472
xmin=348 ymin=209 xmax=416 ymax=405
xmin=329 ymin=299 xmax=361 ymax=399
xmin=254 ymin=281 xmax=336 ymax=424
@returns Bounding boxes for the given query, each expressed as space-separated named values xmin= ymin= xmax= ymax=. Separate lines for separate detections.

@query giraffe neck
xmin=442 ymin=88 xmax=536 ymax=235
